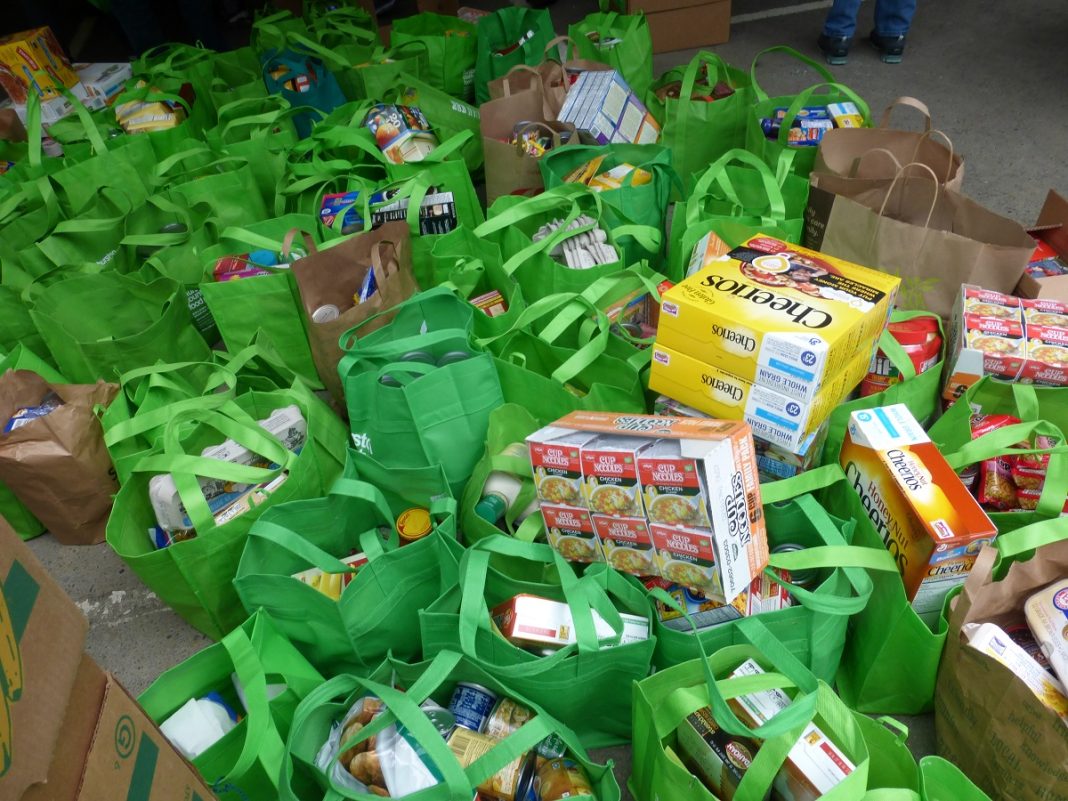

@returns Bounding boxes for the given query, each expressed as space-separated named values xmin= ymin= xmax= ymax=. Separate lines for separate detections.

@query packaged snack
xmin=3 ymin=392 xmax=63 ymax=433
xmin=363 ymin=103 xmax=437 ymax=164
xmin=74 ymin=61 xmax=133 ymax=109
xmin=115 ymin=79 xmax=188 ymax=133
xmin=470 ymin=289 xmax=508 ymax=317
xmin=0 ymin=26 xmax=77 ymax=103
xmin=665 ymin=232 xmax=899 ymax=398
xmin=1024 ymin=579 xmax=1068 ymax=689
xmin=587 ymin=163 xmax=652 ymax=192
xmin=490 ymin=593 xmax=650 ymax=650
xmin=827 ymin=101 xmax=864 ymax=128
xmin=320 ymin=186 xmax=458 ymax=236
xmin=840 ymin=404 xmax=997 ymax=623
xmin=539 ymin=503 xmax=603 ymax=563
xmin=591 ymin=514 xmax=657 ymax=576
xmin=581 ymin=435 xmax=646 ymax=517
xmin=965 ymin=622 xmax=1068 ymax=727
xmin=291 ymin=551 xmax=369 ymax=600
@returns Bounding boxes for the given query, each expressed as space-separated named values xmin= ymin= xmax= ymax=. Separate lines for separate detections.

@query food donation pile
xmin=0 ymin=6 xmax=1066 ymax=801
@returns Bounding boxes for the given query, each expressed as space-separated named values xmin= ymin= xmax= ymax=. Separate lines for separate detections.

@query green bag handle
xmin=457 ymin=536 xmax=617 ymax=658
xmin=776 ymin=82 xmax=870 ymax=146
xmin=120 ymin=194 xmax=197 ymax=250
xmin=133 ymin=41 xmax=214 ymax=75
xmin=113 ymin=85 xmax=194 ymax=116
xmin=153 ymin=144 xmax=217 ymax=180
xmin=759 ymin=462 xmax=844 ymax=504
xmin=538 ymin=265 xmax=665 ymax=347
xmin=749 ymin=45 xmax=835 ymax=102
xmin=993 ymin=515 xmax=1068 ymax=564
xmin=875 ymin=310 xmax=945 ymax=382
xmin=689 ymin=148 xmax=787 ymax=226
xmin=473 ymin=183 xmax=596 ymax=239
xmin=680 ymin=51 xmax=735 ymax=102
xmin=338 ymin=285 xmax=472 ymax=352
xmin=58 ymin=86 xmax=109 ymax=155
xmin=217 ymin=224 xmax=292 ymax=253
xmin=334 ymin=173 xmax=431 ymax=237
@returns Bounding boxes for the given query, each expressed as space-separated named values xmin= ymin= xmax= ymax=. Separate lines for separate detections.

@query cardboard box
xmin=0 ymin=27 xmax=78 ymax=104
xmin=557 ymin=70 xmax=660 ymax=146
xmin=629 ymin=0 xmax=731 ymax=54
xmin=0 ymin=516 xmax=216 ymax=801
xmin=73 ymin=63 xmax=132 ymax=110
xmin=1017 ymin=189 xmax=1068 ymax=302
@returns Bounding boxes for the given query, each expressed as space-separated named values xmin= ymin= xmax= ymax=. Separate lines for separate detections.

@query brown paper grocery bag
xmin=813 ymin=96 xmax=965 ymax=191
xmin=488 ymin=63 xmax=560 ymax=119
xmin=804 ymin=163 xmax=1036 ymax=317
xmin=0 ymin=371 xmax=118 ymax=545
xmin=481 ymin=85 xmax=576 ymax=204
xmin=289 ymin=221 xmax=419 ymax=402
xmin=935 ymin=532 xmax=1068 ymax=801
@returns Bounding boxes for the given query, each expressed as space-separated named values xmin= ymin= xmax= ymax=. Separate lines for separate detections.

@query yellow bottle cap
xmin=397 ymin=507 xmax=432 ymax=542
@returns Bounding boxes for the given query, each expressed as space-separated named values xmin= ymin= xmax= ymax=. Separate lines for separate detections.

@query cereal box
xmin=527 ymin=428 xmax=593 ymax=507
xmin=660 ymin=233 xmax=899 ymax=396
xmin=1024 ymin=579 xmax=1068 ymax=690
xmin=591 ymin=515 xmax=657 ymax=576
xmin=542 ymin=412 xmax=766 ymax=602
xmin=539 ymin=503 xmax=603 ymax=564
xmin=0 ymin=27 xmax=77 ymax=104
xmin=637 ymin=439 xmax=711 ymax=529
xmin=581 ymin=436 xmax=646 ymax=518
xmin=649 ymin=343 xmax=870 ymax=453
xmin=363 ymin=103 xmax=438 ymax=165
xmin=840 ymin=404 xmax=997 ymax=623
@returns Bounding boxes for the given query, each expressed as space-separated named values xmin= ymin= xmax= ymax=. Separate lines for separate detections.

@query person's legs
xmin=873 ymin=0 xmax=917 ymax=36
xmin=822 ymin=0 xmax=864 ymax=39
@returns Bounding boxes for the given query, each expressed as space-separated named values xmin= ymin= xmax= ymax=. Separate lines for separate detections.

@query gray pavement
xmin=26 ymin=0 xmax=1062 ymax=796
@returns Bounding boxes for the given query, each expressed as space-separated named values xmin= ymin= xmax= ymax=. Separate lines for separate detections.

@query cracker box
xmin=650 ymin=343 xmax=870 ymax=453
xmin=557 ymin=69 xmax=660 ymax=146
xmin=0 ymin=27 xmax=78 ymax=104
xmin=840 ymin=404 xmax=997 ymax=623
xmin=659 ymin=233 xmax=899 ymax=396
xmin=74 ymin=62 xmax=133 ymax=109
xmin=530 ymin=412 xmax=766 ymax=603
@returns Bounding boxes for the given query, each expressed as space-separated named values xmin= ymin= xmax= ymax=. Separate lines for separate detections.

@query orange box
xmin=840 ymin=404 xmax=997 ymax=624
xmin=0 ymin=27 xmax=78 ymax=104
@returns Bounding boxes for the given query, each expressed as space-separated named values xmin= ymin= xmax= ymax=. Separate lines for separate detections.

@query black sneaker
xmin=869 ymin=31 xmax=907 ymax=63
xmin=817 ymin=34 xmax=852 ymax=66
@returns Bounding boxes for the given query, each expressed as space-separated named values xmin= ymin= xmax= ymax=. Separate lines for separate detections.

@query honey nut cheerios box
xmin=840 ymin=404 xmax=997 ymax=624
xmin=528 ymin=412 xmax=767 ymax=604
xmin=658 ymin=232 xmax=899 ymax=399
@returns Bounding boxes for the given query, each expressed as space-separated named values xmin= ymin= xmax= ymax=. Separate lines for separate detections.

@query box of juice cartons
xmin=840 ymin=404 xmax=997 ymax=624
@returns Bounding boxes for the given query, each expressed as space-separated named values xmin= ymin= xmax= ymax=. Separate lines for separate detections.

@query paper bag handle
xmin=879 ymin=96 xmax=933 ymax=131
xmin=876 ymin=161 xmax=941 ymax=228
xmin=851 ymin=147 xmax=903 ymax=179
xmin=909 ymin=128 xmax=957 ymax=183
xmin=281 ymin=228 xmax=318 ymax=260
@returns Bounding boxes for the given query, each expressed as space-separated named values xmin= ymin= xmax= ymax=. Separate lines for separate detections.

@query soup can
xmin=448 ymin=682 xmax=498 ymax=732
xmin=438 ymin=350 xmax=471 ymax=367
xmin=484 ymin=698 xmax=566 ymax=759
xmin=400 ymin=350 xmax=436 ymax=365
xmin=534 ymin=758 xmax=593 ymax=801
xmin=770 ymin=543 xmax=817 ymax=588
xmin=312 ymin=304 xmax=340 ymax=323
xmin=447 ymin=728 xmax=536 ymax=801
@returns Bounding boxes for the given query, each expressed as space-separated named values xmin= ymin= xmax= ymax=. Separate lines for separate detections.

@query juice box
xmin=580 ymin=435 xmax=646 ymax=518
xmin=840 ymin=404 xmax=997 ymax=623
xmin=591 ymin=515 xmax=657 ymax=576
xmin=527 ymin=428 xmax=593 ymax=508
xmin=539 ymin=503 xmax=603 ymax=564
xmin=649 ymin=343 xmax=870 ymax=453
xmin=659 ymin=233 xmax=898 ymax=396
xmin=637 ymin=438 xmax=711 ymax=529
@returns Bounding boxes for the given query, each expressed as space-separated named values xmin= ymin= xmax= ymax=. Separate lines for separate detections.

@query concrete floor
xmin=27 ymin=0 xmax=1067 ymax=796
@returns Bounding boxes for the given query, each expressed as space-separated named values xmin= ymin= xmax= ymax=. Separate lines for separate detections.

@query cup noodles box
xmin=677 ymin=658 xmax=856 ymax=801
xmin=659 ymin=232 xmax=899 ymax=400
xmin=650 ymin=343 xmax=870 ymax=453
xmin=539 ymin=503 xmax=604 ymax=564
xmin=840 ymin=404 xmax=997 ymax=623
xmin=0 ymin=26 xmax=78 ymax=104
xmin=491 ymin=593 xmax=650 ymax=650
xmin=529 ymin=412 xmax=767 ymax=604
xmin=557 ymin=69 xmax=660 ymax=146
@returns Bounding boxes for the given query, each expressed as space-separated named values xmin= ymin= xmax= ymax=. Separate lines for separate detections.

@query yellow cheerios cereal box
xmin=659 ymin=233 xmax=900 ymax=396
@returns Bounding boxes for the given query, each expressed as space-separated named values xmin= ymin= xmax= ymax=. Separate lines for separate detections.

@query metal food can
xmin=312 ymin=304 xmax=340 ymax=323
xmin=400 ymin=350 xmax=436 ymax=365
xmin=424 ymin=704 xmax=458 ymax=738
xmin=534 ymin=758 xmax=593 ymax=801
xmin=447 ymin=728 xmax=536 ymax=801
xmin=379 ymin=373 xmax=401 ymax=387
xmin=438 ymin=350 xmax=471 ymax=367
xmin=483 ymin=697 xmax=534 ymax=739
xmin=448 ymin=682 xmax=498 ymax=732
xmin=770 ymin=543 xmax=818 ymax=588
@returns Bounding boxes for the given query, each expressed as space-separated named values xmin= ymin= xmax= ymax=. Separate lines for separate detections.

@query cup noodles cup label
xmin=540 ymin=503 xmax=603 ymax=564
xmin=528 ymin=430 xmax=589 ymax=507
xmin=650 ymin=523 xmax=719 ymax=595
xmin=581 ymin=436 xmax=645 ymax=517
xmin=592 ymin=515 xmax=656 ymax=576
xmin=637 ymin=440 xmax=711 ymax=529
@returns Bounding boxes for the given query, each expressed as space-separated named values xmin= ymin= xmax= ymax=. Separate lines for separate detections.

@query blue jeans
xmin=823 ymin=0 xmax=916 ymax=39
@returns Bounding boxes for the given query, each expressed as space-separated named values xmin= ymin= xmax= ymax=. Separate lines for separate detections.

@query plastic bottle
xmin=474 ymin=443 xmax=530 ymax=524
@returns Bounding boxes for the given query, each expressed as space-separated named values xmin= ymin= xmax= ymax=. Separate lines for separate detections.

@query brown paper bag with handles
xmin=481 ymin=83 xmax=576 ymax=204
xmin=813 ymin=96 xmax=965 ymax=190
xmin=289 ymin=221 xmax=419 ymax=403
xmin=936 ymin=527 xmax=1068 ymax=801
xmin=804 ymin=162 xmax=1036 ymax=317
xmin=0 ymin=371 xmax=118 ymax=545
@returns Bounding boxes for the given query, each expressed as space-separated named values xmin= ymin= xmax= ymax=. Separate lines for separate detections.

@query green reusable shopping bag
xmin=338 ymin=288 xmax=504 ymax=497
xmin=29 ymin=272 xmax=211 ymax=383
xmin=420 ymin=536 xmax=656 ymax=746
xmin=666 ymin=148 xmax=809 ymax=281
xmin=150 ymin=146 xmax=269 ymax=228
xmin=475 ymin=184 xmax=662 ymax=302
xmin=279 ymin=649 xmax=622 ymax=801
xmin=929 ymin=379 xmax=1068 ymax=537
xmin=629 ymin=616 xmax=872 ymax=801
xmin=138 ymin=611 xmax=324 ymax=801
xmin=428 ymin=226 xmax=527 ymax=340
xmin=105 ymin=385 xmax=347 ymax=639
xmin=646 ymin=51 xmax=753 ymax=195
xmin=745 ymin=47 xmax=871 ymax=179
xmin=391 ymin=12 xmax=478 ymax=102
xmin=305 ymin=6 xmax=380 ymax=101
xmin=205 ymin=46 xmax=268 ymax=110
xmin=0 ymin=287 xmax=50 ymax=362
xmin=652 ymin=467 xmax=881 ymax=683
xmin=346 ymin=41 xmax=432 ymax=101
xmin=198 ymin=215 xmax=326 ymax=384
xmin=820 ymin=311 xmax=945 ymax=465
xmin=251 ymin=9 xmax=314 ymax=56
xmin=341 ymin=445 xmax=454 ymax=521
xmin=540 ymin=142 xmax=678 ymax=267
xmin=236 ymin=478 xmax=462 ymax=673
xmin=474 ymin=7 xmax=556 ymax=104
xmin=567 ymin=0 xmax=653 ymax=98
